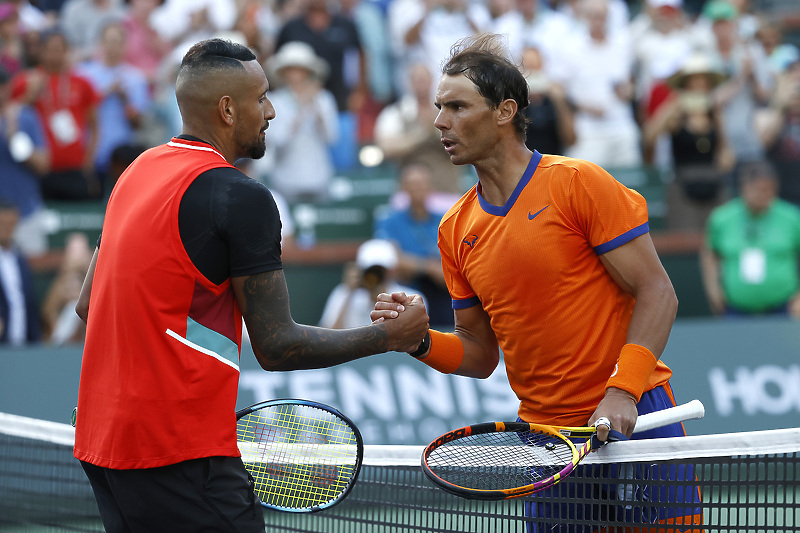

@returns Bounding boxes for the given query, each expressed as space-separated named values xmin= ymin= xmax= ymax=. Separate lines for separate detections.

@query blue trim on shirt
xmin=477 ymin=151 xmax=542 ymax=216
xmin=185 ymin=317 xmax=239 ymax=367
xmin=452 ymin=296 xmax=480 ymax=310
xmin=593 ymin=222 xmax=649 ymax=255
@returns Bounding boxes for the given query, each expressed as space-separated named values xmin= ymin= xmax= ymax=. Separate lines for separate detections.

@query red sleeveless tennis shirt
xmin=74 ymin=138 xmax=244 ymax=469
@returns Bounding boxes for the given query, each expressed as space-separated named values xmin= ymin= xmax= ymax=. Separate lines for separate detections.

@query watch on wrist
xmin=407 ymin=331 xmax=430 ymax=358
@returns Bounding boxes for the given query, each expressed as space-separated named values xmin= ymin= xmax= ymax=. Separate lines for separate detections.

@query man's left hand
xmin=588 ymin=388 xmax=638 ymax=441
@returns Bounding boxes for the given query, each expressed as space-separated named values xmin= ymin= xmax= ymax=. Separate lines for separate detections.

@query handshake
xmin=370 ymin=291 xmax=430 ymax=355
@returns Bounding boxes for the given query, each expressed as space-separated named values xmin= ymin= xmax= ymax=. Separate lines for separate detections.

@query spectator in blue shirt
xmin=374 ymin=162 xmax=454 ymax=328
xmin=0 ymin=64 xmax=51 ymax=257
xmin=78 ymin=20 xmax=150 ymax=190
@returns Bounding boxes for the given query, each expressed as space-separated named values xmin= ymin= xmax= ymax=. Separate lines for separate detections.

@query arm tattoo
xmin=240 ymin=270 xmax=390 ymax=371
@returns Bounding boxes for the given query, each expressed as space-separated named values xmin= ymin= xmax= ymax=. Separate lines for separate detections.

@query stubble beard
xmin=248 ymin=136 xmax=267 ymax=160
xmin=236 ymin=124 xmax=267 ymax=160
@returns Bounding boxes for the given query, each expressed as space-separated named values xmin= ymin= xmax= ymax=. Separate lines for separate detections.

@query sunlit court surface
xmin=1 ymin=411 xmax=799 ymax=532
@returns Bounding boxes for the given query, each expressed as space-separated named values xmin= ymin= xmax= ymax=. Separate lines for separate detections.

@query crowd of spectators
xmin=0 ymin=0 xmax=799 ymax=344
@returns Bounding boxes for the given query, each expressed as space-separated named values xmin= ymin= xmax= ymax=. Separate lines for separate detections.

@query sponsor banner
xmin=235 ymin=316 xmax=800 ymax=442
xmin=708 ymin=365 xmax=800 ymax=417
xmin=237 ymin=350 xmax=519 ymax=445
xmin=662 ymin=317 xmax=800 ymax=433
xmin=1 ymin=317 xmax=799 ymax=441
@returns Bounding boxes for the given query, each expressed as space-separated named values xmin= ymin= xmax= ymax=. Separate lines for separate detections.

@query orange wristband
xmin=416 ymin=330 xmax=463 ymax=374
xmin=605 ymin=343 xmax=658 ymax=402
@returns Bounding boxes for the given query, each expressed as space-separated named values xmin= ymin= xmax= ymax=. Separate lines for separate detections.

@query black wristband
xmin=407 ymin=331 xmax=431 ymax=358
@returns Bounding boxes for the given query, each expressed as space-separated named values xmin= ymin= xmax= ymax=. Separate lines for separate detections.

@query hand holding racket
xmin=421 ymin=400 xmax=705 ymax=500
xmin=236 ymin=399 xmax=363 ymax=513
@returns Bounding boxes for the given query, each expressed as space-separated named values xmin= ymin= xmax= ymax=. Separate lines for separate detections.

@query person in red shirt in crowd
xmin=11 ymin=29 xmax=101 ymax=200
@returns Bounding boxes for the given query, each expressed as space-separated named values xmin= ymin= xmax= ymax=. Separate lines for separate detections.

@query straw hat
xmin=667 ymin=53 xmax=727 ymax=89
xmin=266 ymin=41 xmax=329 ymax=81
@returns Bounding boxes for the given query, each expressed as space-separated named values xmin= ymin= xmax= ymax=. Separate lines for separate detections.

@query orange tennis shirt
xmin=438 ymin=152 xmax=672 ymax=426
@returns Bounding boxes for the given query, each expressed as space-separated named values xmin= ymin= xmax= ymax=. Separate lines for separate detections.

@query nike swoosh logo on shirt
xmin=528 ymin=206 xmax=549 ymax=220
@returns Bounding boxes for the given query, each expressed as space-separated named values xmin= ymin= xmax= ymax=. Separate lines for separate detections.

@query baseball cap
xmin=356 ymin=239 xmax=398 ymax=270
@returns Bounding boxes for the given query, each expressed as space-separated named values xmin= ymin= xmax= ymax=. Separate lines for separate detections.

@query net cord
xmin=2 ymin=412 xmax=800 ymax=465
xmin=364 ymin=427 xmax=800 ymax=466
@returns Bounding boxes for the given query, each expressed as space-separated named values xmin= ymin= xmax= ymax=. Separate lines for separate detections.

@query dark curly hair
xmin=442 ymin=34 xmax=529 ymax=139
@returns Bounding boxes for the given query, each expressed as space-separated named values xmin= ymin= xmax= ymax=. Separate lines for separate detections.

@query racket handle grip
xmin=633 ymin=399 xmax=705 ymax=434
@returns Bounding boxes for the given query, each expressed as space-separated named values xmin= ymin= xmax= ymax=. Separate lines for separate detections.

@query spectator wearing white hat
xmin=643 ymin=51 xmax=736 ymax=231
xmin=319 ymin=239 xmax=422 ymax=330
xmin=256 ymin=41 xmax=338 ymax=204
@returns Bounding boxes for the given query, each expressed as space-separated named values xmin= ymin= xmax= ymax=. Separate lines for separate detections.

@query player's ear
xmin=496 ymin=98 xmax=517 ymax=127
xmin=218 ymin=95 xmax=235 ymax=126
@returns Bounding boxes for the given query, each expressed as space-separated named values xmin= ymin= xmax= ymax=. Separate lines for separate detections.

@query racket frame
xmin=421 ymin=400 xmax=705 ymax=500
xmin=236 ymin=398 xmax=364 ymax=513
xmin=421 ymin=421 xmax=593 ymax=500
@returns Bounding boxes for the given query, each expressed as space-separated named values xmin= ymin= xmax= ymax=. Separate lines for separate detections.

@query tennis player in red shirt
xmin=74 ymin=38 xmax=429 ymax=532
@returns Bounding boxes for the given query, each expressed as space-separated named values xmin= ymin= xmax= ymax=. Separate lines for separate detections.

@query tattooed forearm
xmin=236 ymin=270 xmax=390 ymax=371
xmin=259 ymin=323 xmax=390 ymax=371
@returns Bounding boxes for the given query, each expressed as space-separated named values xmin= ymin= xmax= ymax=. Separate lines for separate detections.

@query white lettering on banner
xmin=336 ymin=367 xmax=396 ymax=419
xmin=708 ymin=365 xmax=800 ymax=416
xmin=396 ymin=366 xmax=453 ymax=419
xmin=238 ymin=361 xmax=519 ymax=443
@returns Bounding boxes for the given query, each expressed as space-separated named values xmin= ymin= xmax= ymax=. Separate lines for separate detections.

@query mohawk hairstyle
xmin=178 ymin=38 xmax=257 ymax=79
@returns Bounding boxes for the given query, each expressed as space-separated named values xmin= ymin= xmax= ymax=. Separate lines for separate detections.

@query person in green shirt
xmin=701 ymin=160 xmax=800 ymax=316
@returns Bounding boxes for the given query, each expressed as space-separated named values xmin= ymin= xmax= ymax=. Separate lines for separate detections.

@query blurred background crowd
xmin=1 ymin=0 xmax=799 ymax=346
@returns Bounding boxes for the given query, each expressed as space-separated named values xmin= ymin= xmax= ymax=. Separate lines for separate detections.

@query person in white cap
xmin=320 ymin=239 xmax=423 ymax=329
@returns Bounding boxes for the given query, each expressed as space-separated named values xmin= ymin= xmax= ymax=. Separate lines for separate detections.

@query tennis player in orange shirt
xmin=372 ymin=33 xmax=703 ymax=531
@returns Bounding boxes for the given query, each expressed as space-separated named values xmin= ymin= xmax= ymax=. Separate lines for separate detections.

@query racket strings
xmin=238 ymin=404 xmax=359 ymax=509
xmin=426 ymin=430 xmax=576 ymax=491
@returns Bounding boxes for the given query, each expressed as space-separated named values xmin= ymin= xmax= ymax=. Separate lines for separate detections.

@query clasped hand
xmin=371 ymin=291 xmax=430 ymax=354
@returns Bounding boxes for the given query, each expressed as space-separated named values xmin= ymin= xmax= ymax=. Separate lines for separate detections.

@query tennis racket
xmin=421 ymin=399 xmax=705 ymax=500
xmin=236 ymin=399 xmax=364 ymax=513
